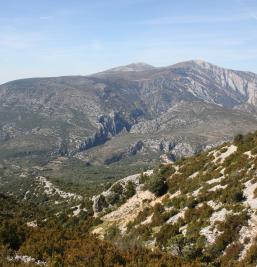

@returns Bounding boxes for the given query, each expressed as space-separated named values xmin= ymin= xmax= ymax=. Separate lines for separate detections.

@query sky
xmin=1 ymin=0 xmax=257 ymax=84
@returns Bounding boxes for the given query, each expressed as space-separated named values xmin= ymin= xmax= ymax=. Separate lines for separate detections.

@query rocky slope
xmin=92 ymin=131 xmax=257 ymax=266
xmin=1 ymin=60 xmax=257 ymax=167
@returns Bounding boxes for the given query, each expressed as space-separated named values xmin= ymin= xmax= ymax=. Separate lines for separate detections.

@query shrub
xmin=145 ymin=174 xmax=168 ymax=196
xmin=169 ymin=195 xmax=188 ymax=210
xmin=106 ymin=192 xmax=120 ymax=205
xmin=95 ymin=194 xmax=108 ymax=212
xmin=220 ymin=242 xmax=242 ymax=266
xmin=131 ymin=224 xmax=152 ymax=240
xmin=104 ymin=225 xmax=120 ymax=241
xmin=219 ymin=186 xmax=245 ymax=204
xmin=124 ymin=181 xmax=136 ymax=199
xmin=166 ymin=234 xmax=188 ymax=257
xmin=159 ymin=164 xmax=175 ymax=178
xmin=151 ymin=203 xmax=173 ymax=226
xmin=234 ymin=134 xmax=243 ymax=144
xmin=111 ymin=183 xmax=123 ymax=194
xmin=127 ymin=207 xmax=153 ymax=229
xmin=0 ymin=220 xmax=26 ymax=250
xmin=156 ymin=223 xmax=180 ymax=247
xmin=244 ymin=242 xmax=257 ymax=265
xmin=167 ymin=174 xmax=186 ymax=194
xmin=211 ymin=213 xmax=249 ymax=254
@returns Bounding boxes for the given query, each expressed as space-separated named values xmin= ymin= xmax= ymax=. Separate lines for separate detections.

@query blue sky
xmin=1 ymin=0 xmax=257 ymax=84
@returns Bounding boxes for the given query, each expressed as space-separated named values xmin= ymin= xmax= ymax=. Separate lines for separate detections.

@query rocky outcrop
xmin=92 ymin=173 xmax=141 ymax=213
xmin=78 ymin=112 xmax=131 ymax=152
xmin=128 ymin=140 xmax=144 ymax=156
xmin=104 ymin=141 xmax=144 ymax=164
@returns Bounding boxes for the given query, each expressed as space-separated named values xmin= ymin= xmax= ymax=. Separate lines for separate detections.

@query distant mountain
xmin=104 ymin=62 xmax=155 ymax=72
xmin=1 ymin=60 xmax=257 ymax=168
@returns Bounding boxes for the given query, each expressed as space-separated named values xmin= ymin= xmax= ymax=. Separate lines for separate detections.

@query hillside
xmin=2 ymin=131 xmax=257 ymax=266
xmin=92 ymin=131 xmax=257 ymax=266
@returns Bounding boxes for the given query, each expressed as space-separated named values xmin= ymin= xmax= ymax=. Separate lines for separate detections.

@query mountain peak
xmin=171 ymin=59 xmax=210 ymax=67
xmin=106 ymin=62 xmax=155 ymax=72
xmin=171 ymin=59 xmax=223 ymax=71
xmin=190 ymin=59 xmax=207 ymax=65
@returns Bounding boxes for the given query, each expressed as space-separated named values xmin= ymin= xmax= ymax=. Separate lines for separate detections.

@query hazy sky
xmin=1 ymin=0 xmax=257 ymax=84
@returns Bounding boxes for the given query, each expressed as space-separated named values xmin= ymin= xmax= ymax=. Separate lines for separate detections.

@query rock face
xmin=92 ymin=170 xmax=153 ymax=213
xmin=78 ymin=112 xmax=131 ymax=152
xmin=1 ymin=60 xmax=257 ymax=164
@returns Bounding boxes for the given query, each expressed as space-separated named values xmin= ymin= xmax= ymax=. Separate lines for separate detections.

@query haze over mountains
xmin=1 ymin=59 xmax=257 ymax=166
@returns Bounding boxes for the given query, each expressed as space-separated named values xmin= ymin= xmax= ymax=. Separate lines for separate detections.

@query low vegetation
xmin=3 ymin=131 xmax=257 ymax=266
xmin=93 ymin=131 xmax=257 ymax=266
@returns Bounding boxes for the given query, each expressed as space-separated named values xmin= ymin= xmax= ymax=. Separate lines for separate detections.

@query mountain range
xmin=1 ymin=59 xmax=257 ymax=168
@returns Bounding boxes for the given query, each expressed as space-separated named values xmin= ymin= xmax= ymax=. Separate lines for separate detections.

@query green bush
xmin=111 ymin=183 xmax=123 ymax=194
xmin=0 ymin=221 xmax=26 ymax=250
xmin=124 ymin=181 xmax=136 ymax=199
xmin=145 ymin=174 xmax=168 ymax=196
xmin=159 ymin=164 xmax=175 ymax=178
xmin=234 ymin=134 xmax=243 ymax=144
xmin=104 ymin=225 xmax=120 ymax=241
xmin=156 ymin=223 xmax=180 ymax=247
xmin=106 ymin=192 xmax=120 ymax=205
xmin=96 ymin=194 xmax=108 ymax=212
xmin=219 ymin=186 xmax=245 ymax=204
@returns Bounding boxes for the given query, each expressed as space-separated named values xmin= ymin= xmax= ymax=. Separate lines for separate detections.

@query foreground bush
xmin=145 ymin=173 xmax=168 ymax=196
